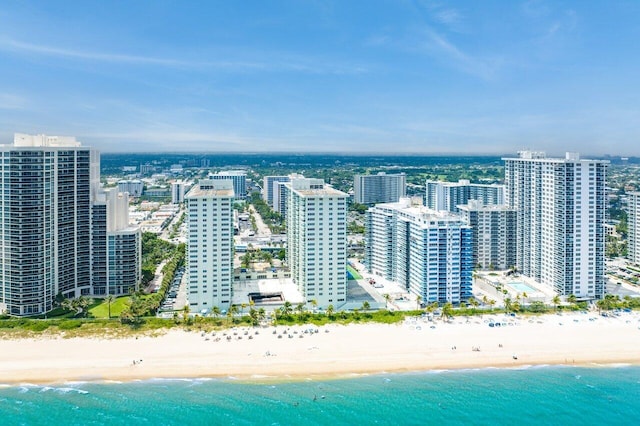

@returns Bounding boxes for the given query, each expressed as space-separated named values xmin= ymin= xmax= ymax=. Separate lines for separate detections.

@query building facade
xmin=458 ymin=201 xmax=517 ymax=270
xmin=117 ymin=180 xmax=144 ymax=197
xmin=92 ymin=188 xmax=141 ymax=296
xmin=171 ymin=181 xmax=189 ymax=204
xmin=0 ymin=134 xmax=99 ymax=316
xmin=263 ymin=176 xmax=290 ymax=207
xmin=503 ymin=151 xmax=608 ymax=299
xmin=365 ymin=199 xmax=473 ymax=305
xmin=627 ymin=192 xmax=640 ymax=265
xmin=285 ymin=178 xmax=348 ymax=307
xmin=353 ymin=172 xmax=406 ymax=205
xmin=210 ymin=170 xmax=247 ymax=200
xmin=186 ymin=180 xmax=234 ymax=313
xmin=425 ymin=179 xmax=504 ymax=212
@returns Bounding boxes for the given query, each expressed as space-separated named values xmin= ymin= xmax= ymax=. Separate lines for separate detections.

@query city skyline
xmin=2 ymin=1 xmax=640 ymax=154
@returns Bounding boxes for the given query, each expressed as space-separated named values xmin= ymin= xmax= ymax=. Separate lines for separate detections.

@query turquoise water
xmin=507 ymin=282 xmax=537 ymax=293
xmin=1 ymin=366 xmax=639 ymax=425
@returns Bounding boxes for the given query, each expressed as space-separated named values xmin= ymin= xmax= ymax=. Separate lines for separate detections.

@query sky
xmin=1 ymin=0 xmax=640 ymax=155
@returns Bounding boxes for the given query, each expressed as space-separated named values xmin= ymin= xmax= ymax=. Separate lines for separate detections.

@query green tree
xmin=326 ymin=304 xmax=335 ymax=318
xmin=211 ymin=306 xmax=221 ymax=319
xmin=552 ymin=295 xmax=561 ymax=312
xmin=441 ymin=302 xmax=453 ymax=320
xmin=105 ymin=295 xmax=116 ymax=319
xmin=362 ymin=301 xmax=371 ymax=311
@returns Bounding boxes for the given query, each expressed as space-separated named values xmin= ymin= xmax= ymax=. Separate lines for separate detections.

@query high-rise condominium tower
xmin=0 ymin=133 xmax=99 ymax=316
xmin=209 ymin=170 xmax=247 ymax=200
xmin=425 ymin=179 xmax=504 ymax=213
xmin=353 ymin=172 xmax=406 ymax=205
xmin=458 ymin=201 xmax=517 ymax=271
xmin=285 ymin=178 xmax=348 ymax=307
xmin=503 ymin=151 xmax=607 ymax=299
xmin=186 ymin=179 xmax=234 ymax=313
xmin=627 ymin=192 xmax=640 ymax=265
xmin=365 ymin=199 xmax=473 ymax=305
xmin=263 ymin=176 xmax=291 ymax=207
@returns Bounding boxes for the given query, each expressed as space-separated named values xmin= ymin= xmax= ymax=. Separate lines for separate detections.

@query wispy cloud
xmin=0 ymin=36 xmax=368 ymax=75
xmin=418 ymin=28 xmax=502 ymax=80
xmin=0 ymin=93 xmax=28 ymax=110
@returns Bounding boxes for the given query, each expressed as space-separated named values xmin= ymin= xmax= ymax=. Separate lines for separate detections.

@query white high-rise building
xmin=627 ymin=192 xmax=640 ymax=265
xmin=273 ymin=173 xmax=304 ymax=215
xmin=0 ymin=133 xmax=100 ymax=316
xmin=263 ymin=176 xmax=291 ymax=207
xmin=171 ymin=181 xmax=188 ymax=204
xmin=458 ymin=201 xmax=517 ymax=271
xmin=91 ymin=188 xmax=141 ymax=297
xmin=186 ymin=179 xmax=234 ymax=313
xmin=365 ymin=199 xmax=473 ymax=305
xmin=285 ymin=178 xmax=348 ymax=307
xmin=503 ymin=151 xmax=608 ymax=299
xmin=425 ymin=179 xmax=504 ymax=212
xmin=353 ymin=172 xmax=406 ymax=205
xmin=210 ymin=170 xmax=247 ymax=200
xmin=117 ymin=180 xmax=144 ymax=197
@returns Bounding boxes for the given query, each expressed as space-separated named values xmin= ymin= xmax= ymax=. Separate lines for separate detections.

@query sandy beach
xmin=1 ymin=312 xmax=639 ymax=384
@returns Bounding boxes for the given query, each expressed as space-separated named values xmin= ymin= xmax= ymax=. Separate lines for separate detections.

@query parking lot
xmin=158 ymin=267 xmax=186 ymax=314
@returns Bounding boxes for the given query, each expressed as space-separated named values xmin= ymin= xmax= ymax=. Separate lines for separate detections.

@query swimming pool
xmin=507 ymin=282 xmax=538 ymax=294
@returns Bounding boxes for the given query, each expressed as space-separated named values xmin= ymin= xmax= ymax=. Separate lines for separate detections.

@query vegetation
xmin=120 ymin=243 xmax=186 ymax=323
xmin=141 ymin=232 xmax=176 ymax=287
xmin=248 ymin=192 xmax=285 ymax=233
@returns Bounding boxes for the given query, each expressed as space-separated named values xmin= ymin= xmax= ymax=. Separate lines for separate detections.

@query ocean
xmin=1 ymin=366 xmax=639 ymax=425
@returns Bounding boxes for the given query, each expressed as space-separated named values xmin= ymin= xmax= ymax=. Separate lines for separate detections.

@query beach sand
xmin=1 ymin=312 xmax=639 ymax=384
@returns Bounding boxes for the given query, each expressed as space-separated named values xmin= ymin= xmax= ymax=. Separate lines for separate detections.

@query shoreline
xmin=1 ymin=312 xmax=639 ymax=386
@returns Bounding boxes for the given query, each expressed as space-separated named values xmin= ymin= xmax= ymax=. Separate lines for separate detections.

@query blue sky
xmin=1 ymin=0 xmax=640 ymax=154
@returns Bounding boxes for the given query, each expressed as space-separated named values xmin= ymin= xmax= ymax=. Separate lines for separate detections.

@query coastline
xmin=1 ymin=312 xmax=639 ymax=385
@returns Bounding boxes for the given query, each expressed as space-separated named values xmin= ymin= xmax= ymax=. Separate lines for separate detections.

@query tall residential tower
xmin=186 ymin=179 xmax=234 ymax=313
xmin=285 ymin=178 xmax=348 ymax=307
xmin=354 ymin=172 xmax=406 ymax=205
xmin=503 ymin=151 xmax=607 ymax=299
xmin=365 ymin=199 xmax=473 ymax=305
xmin=0 ymin=133 xmax=99 ymax=316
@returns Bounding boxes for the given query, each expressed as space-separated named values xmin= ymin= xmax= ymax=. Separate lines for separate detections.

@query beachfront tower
xmin=503 ymin=151 xmax=608 ymax=299
xmin=91 ymin=188 xmax=142 ymax=297
xmin=186 ymin=180 xmax=235 ymax=313
xmin=365 ymin=199 xmax=473 ymax=305
xmin=354 ymin=172 xmax=406 ymax=205
xmin=0 ymin=133 xmax=100 ymax=316
xmin=425 ymin=179 xmax=504 ymax=213
xmin=285 ymin=177 xmax=348 ymax=308
xmin=627 ymin=192 xmax=640 ymax=265
xmin=458 ymin=201 xmax=517 ymax=271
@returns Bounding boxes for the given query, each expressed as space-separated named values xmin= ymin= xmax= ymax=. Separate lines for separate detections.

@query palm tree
xmin=567 ymin=294 xmax=577 ymax=306
xmin=504 ymin=298 xmax=513 ymax=313
xmin=441 ymin=302 xmax=453 ymax=321
xmin=211 ymin=306 xmax=221 ymax=319
xmin=362 ymin=301 xmax=370 ymax=311
xmin=383 ymin=294 xmax=391 ymax=309
xmin=326 ymin=304 xmax=335 ymax=318
xmin=310 ymin=299 xmax=318 ymax=313
xmin=281 ymin=301 xmax=293 ymax=318
xmin=105 ymin=295 xmax=116 ymax=319
xmin=552 ymin=295 xmax=561 ymax=312
xmin=482 ymin=295 xmax=489 ymax=306
xmin=416 ymin=295 xmax=422 ymax=310
xmin=295 ymin=303 xmax=305 ymax=319
xmin=182 ymin=304 xmax=190 ymax=323
xmin=521 ymin=292 xmax=528 ymax=308
xmin=489 ymin=299 xmax=496 ymax=311
xmin=468 ymin=298 xmax=479 ymax=314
